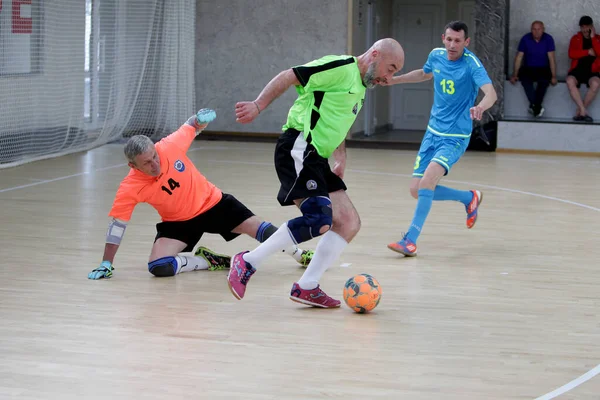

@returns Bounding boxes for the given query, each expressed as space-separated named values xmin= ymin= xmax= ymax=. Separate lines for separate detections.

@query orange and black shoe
xmin=466 ymin=190 xmax=483 ymax=229
xmin=387 ymin=235 xmax=417 ymax=257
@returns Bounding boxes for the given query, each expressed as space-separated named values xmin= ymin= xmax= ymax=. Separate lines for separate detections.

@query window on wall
xmin=0 ymin=0 xmax=42 ymax=75
xmin=84 ymin=0 xmax=116 ymax=127
xmin=84 ymin=0 xmax=92 ymax=120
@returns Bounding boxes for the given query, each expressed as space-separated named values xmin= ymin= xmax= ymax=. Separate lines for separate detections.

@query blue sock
xmin=405 ymin=188 xmax=434 ymax=243
xmin=433 ymin=185 xmax=472 ymax=205
xmin=255 ymin=222 xmax=274 ymax=243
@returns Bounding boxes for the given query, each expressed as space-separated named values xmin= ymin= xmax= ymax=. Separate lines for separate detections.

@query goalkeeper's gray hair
xmin=124 ymin=135 xmax=154 ymax=163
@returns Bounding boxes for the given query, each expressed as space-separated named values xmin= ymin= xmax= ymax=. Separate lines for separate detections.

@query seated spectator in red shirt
xmin=510 ymin=21 xmax=557 ymax=118
xmin=567 ymin=15 xmax=600 ymax=122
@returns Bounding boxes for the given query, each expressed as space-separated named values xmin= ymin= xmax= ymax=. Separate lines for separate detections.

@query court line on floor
xmin=534 ymin=365 xmax=600 ymax=400
xmin=1 ymin=151 xmax=599 ymax=398
xmin=202 ymin=160 xmax=600 ymax=399
xmin=202 ymin=160 xmax=600 ymax=213
xmin=351 ymin=169 xmax=600 ymax=213
xmin=499 ymin=155 xmax=600 ymax=166
xmin=0 ymin=164 xmax=127 ymax=193
xmin=0 ymin=146 xmax=225 ymax=194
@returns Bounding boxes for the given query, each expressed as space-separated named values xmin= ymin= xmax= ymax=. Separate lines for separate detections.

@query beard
xmin=362 ymin=62 xmax=378 ymax=89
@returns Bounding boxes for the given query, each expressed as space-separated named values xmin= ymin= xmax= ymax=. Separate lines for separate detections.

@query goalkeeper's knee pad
xmin=287 ymin=196 xmax=332 ymax=244
xmin=148 ymin=256 xmax=177 ymax=277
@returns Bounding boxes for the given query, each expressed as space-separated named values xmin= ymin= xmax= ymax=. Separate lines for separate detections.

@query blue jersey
xmin=423 ymin=47 xmax=492 ymax=138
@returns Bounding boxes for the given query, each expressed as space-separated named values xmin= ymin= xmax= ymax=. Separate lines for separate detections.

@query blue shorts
xmin=412 ymin=131 xmax=470 ymax=177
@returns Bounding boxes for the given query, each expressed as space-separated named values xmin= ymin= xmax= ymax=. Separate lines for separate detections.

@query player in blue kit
xmin=385 ymin=21 xmax=497 ymax=256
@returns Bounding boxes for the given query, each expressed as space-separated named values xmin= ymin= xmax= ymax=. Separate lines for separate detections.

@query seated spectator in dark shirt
xmin=510 ymin=20 xmax=557 ymax=118
xmin=567 ymin=15 xmax=600 ymax=122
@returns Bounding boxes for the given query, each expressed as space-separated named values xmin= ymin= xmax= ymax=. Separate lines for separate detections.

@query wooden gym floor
xmin=0 ymin=140 xmax=599 ymax=400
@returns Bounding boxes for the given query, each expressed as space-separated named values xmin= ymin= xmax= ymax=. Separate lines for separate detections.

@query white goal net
xmin=0 ymin=0 xmax=195 ymax=168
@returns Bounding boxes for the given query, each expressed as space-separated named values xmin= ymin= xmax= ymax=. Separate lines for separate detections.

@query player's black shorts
xmin=154 ymin=193 xmax=255 ymax=252
xmin=274 ymin=128 xmax=347 ymax=206
xmin=568 ymin=69 xmax=600 ymax=88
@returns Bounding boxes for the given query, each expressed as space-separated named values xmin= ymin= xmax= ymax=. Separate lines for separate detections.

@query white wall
xmin=195 ymin=0 xmax=349 ymax=134
xmin=351 ymin=0 xmax=367 ymax=134
xmin=498 ymin=120 xmax=600 ymax=152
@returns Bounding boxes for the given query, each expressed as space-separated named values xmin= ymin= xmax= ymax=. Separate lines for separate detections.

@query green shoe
xmin=298 ymin=249 xmax=314 ymax=268
xmin=194 ymin=246 xmax=231 ymax=271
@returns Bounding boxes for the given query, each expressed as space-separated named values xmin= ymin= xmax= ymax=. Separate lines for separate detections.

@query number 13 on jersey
xmin=440 ymin=79 xmax=455 ymax=95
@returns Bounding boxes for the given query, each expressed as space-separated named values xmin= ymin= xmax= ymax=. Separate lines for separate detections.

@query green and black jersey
xmin=283 ymin=55 xmax=366 ymax=158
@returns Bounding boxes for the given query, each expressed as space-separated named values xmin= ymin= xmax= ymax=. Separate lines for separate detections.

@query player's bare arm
xmin=186 ymin=108 xmax=216 ymax=133
xmin=89 ymin=218 xmax=128 ymax=279
xmin=548 ymin=51 xmax=558 ymax=85
xmin=510 ymin=52 xmax=524 ymax=84
xmin=383 ymin=69 xmax=433 ymax=85
xmin=332 ymin=141 xmax=347 ymax=179
xmin=190 ymin=122 xmax=208 ymax=133
xmin=235 ymin=69 xmax=301 ymax=124
xmin=470 ymin=83 xmax=497 ymax=120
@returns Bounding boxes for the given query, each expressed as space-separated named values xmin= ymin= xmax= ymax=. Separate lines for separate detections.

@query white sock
xmin=243 ymin=223 xmax=296 ymax=269
xmin=175 ymin=255 xmax=209 ymax=274
xmin=297 ymin=231 xmax=348 ymax=290
xmin=283 ymin=245 xmax=305 ymax=262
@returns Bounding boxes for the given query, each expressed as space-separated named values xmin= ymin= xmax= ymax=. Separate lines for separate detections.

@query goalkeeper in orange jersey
xmin=89 ymin=109 xmax=313 ymax=279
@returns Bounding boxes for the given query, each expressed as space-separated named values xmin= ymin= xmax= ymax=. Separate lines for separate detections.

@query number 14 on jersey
xmin=161 ymin=178 xmax=180 ymax=195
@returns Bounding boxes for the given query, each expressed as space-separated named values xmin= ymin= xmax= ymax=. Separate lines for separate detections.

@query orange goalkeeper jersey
xmin=109 ymin=124 xmax=222 ymax=222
